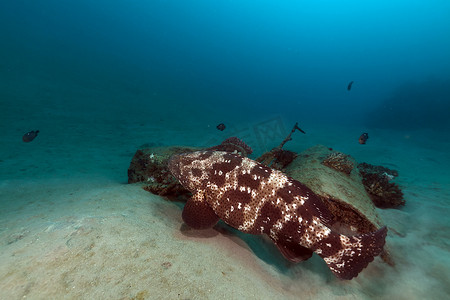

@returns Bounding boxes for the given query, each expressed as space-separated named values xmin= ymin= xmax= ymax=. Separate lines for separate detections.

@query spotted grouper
xmin=168 ymin=150 xmax=387 ymax=279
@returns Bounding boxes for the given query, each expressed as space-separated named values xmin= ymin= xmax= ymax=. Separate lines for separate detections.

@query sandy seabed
xmin=1 ymin=104 xmax=449 ymax=300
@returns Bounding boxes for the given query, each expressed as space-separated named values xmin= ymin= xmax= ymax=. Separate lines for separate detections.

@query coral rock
xmin=255 ymin=149 xmax=297 ymax=171
xmin=128 ymin=146 xmax=200 ymax=199
xmin=128 ymin=137 xmax=252 ymax=199
xmin=207 ymin=136 xmax=253 ymax=156
xmin=357 ymin=163 xmax=405 ymax=208
xmin=284 ymin=145 xmax=393 ymax=264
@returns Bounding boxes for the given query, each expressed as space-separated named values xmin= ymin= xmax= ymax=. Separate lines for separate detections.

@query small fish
xmin=359 ymin=133 xmax=369 ymax=144
xmin=347 ymin=81 xmax=354 ymax=91
xmin=22 ymin=130 xmax=39 ymax=143
xmin=216 ymin=123 xmax=226 ymax=131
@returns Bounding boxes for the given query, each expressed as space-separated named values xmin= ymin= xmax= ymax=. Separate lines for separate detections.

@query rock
xmin=285 ymin=145 xmax=383 ymax=233
xmin=128 ymin=146 xmax=200 ymax=199
xmin=209 ymin=136 xmax=253 ymax=156
xmin=256 ymin=149 xmax=297 ymax=170
xmin=127 ymin=137 xmax=253 ymax=199
xmin=129 ymin=142 xmax=395 ymax=264
xmin=357 ymin=162 xmax=405 ymax=208
xmin=284 ymin=145 xmax=393 ymax=264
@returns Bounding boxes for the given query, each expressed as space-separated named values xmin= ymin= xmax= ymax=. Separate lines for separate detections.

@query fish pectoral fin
xmin=274 ymin=238 xmax=314 ymax=263
xmin=182 ymin=191 xmax=219 ymax=230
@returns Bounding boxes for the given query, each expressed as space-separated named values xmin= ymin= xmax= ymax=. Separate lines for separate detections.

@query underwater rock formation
xmin=127 ymin=137 xmax=253 ymax=198
xmin=207 ymin=136 xmax=253 ymax=156
xmin=358 ymin=163 xmax=405 ymax=208
xmin=255 ymin=122 xmax=304 ymax=171
xmin=128 ymin=146 xmax=200 ymax=199
xmin=283 ymin=145 xmax=393 ymax=265
xmin=256 ymin=149 xmax=297 ymax=171
xmin=129 ymin=139 xmax=396 ymax=265
xmin=169 ymin=150 xmax=387 ymax=279
xmin=285 ymin=145 xmax=383 ymax=234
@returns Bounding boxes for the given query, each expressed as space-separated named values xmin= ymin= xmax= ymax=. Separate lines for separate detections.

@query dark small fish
xmin=347 ymin=81 xmax=354 ymax=91
xmin=359 ymin=133 xmax=369 ymax=144
xmin=216 ymin=123 xmax=226 ymax=131
xmin=23 ymin=130 xmax=39 ymax=143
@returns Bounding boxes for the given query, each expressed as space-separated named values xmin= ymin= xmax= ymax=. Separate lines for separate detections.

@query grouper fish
xmin=168 ymin=150 xmax=387 ymax=279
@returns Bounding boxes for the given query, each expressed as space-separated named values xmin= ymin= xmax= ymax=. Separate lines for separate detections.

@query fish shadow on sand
xmin=224 ymin=224 xmax=331 ymax=279
xmin=179 ymin=219 xmax=331 ymax=280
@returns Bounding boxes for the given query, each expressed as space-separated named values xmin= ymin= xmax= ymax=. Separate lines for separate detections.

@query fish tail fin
xmin=318 ymin=226 xmax=387 ymax=280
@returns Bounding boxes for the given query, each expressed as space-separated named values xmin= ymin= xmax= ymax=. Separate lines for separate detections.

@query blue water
xmin=1 ymin=1 xmax=450 ymax=299
xmin=2 ymin=0 xmax=449 ymax=128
